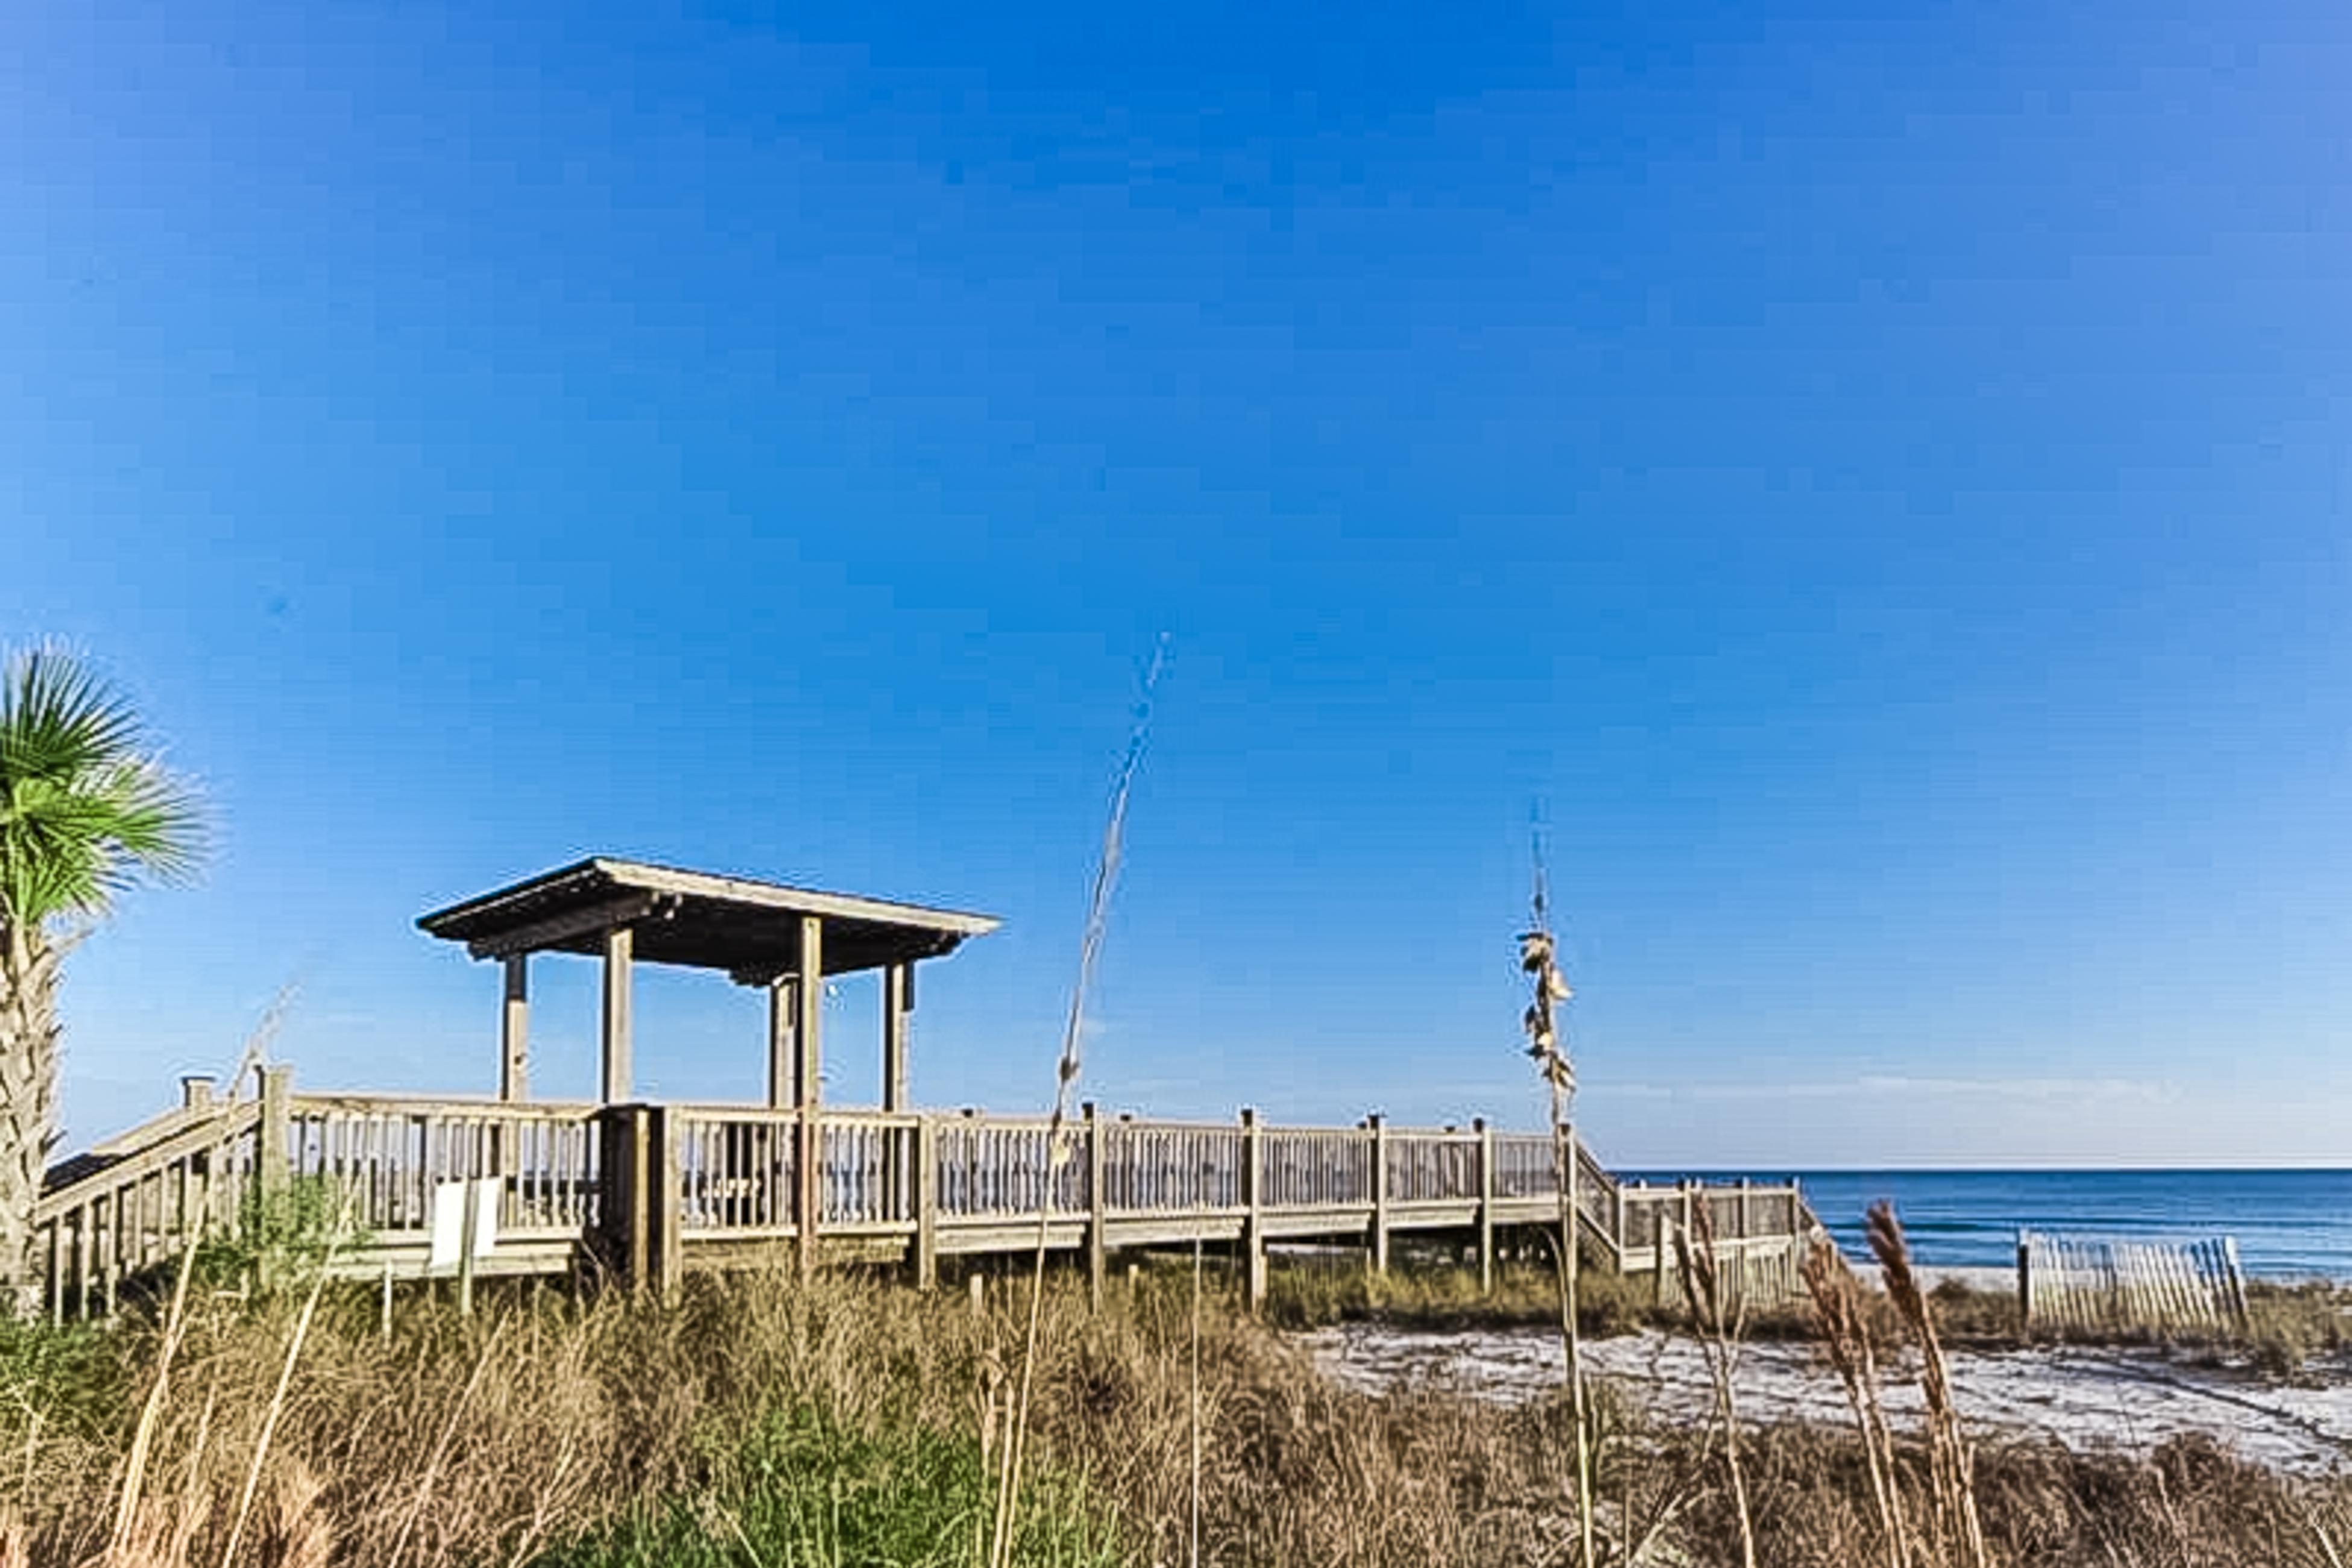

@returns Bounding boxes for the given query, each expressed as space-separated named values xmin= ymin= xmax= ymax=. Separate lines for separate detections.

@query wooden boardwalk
xmin=36 ymin=861 xmax=1823 ymax=1319
xmin=35 ymin=1068 xmax=1819 ymax=1320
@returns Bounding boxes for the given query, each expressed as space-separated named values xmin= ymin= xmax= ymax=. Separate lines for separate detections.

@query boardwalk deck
xmin=34 ymin=1068 xmax=1820 ymax=1320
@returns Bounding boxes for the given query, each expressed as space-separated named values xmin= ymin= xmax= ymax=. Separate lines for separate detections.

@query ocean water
xmin=1625 ymin=1169 xmax=2352 ymax=1281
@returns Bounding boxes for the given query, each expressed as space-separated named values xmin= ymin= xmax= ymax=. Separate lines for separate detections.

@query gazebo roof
xmin=417 ymin=857 xmax=1000 ymax=981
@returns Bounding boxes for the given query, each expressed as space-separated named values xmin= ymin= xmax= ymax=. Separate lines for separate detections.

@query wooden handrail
xmin=35 ymin=1099 xmax=259 ymax=1227
xmin=85 ymin=1097 xmax=231 ymax=1160
xmin=288 ymin=1093 xmax=600 ymax=1117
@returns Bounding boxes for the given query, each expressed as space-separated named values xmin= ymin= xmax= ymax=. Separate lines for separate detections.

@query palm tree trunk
xmin=0 ymin=923 xmax=61 ymax=1314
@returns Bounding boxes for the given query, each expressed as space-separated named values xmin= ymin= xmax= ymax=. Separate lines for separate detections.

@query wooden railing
xmin=1102 ymin=1119 xmax=1243 ymax=1213
xmin=1616 ymin=1178 xmax=1814 ymax=1279
xmin=932 ymin=1115 xmax=1087 ymax=1220
xmin=1260 ymin=1127 xmax=1373 ymax=1209
xmin=286 ymin=1094 xmax=601 ymax=1240
xmin=671 ymin=1106 xmax=795 ymax=1234
xmin=1383 ymin=1129 xmax=1477 ymax=1203
xmin=34 ymin=1094 xmax=264 ymax=1320
xmin=35 ymin=1072 xmax=1817 ymax=1316
xmin=1487 ymin=1130 xmax=1620 ymax=1244
xmin=819 ymin=1112 xmax=918 ymax=1230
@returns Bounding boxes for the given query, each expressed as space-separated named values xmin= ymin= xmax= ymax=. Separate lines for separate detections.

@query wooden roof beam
xmin=464 ymin=891 xmax=672 ymax=961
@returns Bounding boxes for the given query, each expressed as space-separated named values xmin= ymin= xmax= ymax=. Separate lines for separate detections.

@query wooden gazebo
xmin=415 ymin=857 xmax=1001 ymax=1111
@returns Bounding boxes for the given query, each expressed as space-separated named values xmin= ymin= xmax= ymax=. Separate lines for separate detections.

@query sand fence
xmin=2017 ymin=1230 xmax=2250 ymax=1334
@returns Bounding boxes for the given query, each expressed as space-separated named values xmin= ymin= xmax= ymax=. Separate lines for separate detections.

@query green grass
xmin=2237 ymin=1281 xmax=2352 ymax=1378
xmin=531 ymin=1408 xmax=1126 ymax=1568
xmin=194 ymin=1172 xmax=368 ymax=1292
xmin=0 ymin=1311 xmax=127 ymax=1450
xmin=1259 ymin=1247 xmax=1654 ymax=1338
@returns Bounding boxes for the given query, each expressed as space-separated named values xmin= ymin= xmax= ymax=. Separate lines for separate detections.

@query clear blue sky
xmin=6 ymin=2 xmax=2349 ymax=1167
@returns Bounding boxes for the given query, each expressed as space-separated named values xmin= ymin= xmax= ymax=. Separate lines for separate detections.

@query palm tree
xmin=0 ymin=647 xmax=203 ymax=1306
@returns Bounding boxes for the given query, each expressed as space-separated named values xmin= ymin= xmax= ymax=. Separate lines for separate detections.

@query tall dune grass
xmin=2 ymin=1259 xmax=2350 ymax=1566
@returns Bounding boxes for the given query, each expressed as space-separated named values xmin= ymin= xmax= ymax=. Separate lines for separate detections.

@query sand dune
xmin=1301 ymin=1323 xmax=2352 ymax=1476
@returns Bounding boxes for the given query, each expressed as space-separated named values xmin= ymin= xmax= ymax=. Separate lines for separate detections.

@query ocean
xmin=1627 ymin=1168 xmax=2352 ymax=1281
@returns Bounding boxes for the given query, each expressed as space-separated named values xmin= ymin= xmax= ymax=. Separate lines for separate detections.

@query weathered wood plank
xmin=500 ymin=954 xmax=530 ymax=1101
xmin=600 ymin=926 xmax=634 ymax=1103
xmin=467 ymin=891 xmax=661 ymax=962
xmin=792 ymin=915 xmax=823 ymax=1280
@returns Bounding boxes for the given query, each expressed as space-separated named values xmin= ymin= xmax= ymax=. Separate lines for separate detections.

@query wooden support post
xmin=914 ymin=1115 xmax=939 ymax=1289
xmin=881 ymin=962 xmax=912 ymax=1113
xmin=1084 ymin=1102 xmax=1107 ymax=1312
xmin=594 ymin=1103 xmax=654 ymax=1290
xmin=792 ymin=915 xmax=824 ymax=1281
xmin=1612 ymin=1142 xmax=1627 ymax=1261
xmin=600 ymin=927 xmax=634 ymax=1104
xmin=258 ymin=1065 xmax=292 ymax=1203
xmin=793 ymin=919 xmax=824 ymax=1106
xmin=2222 ymin=1236 xmax=2249 ymax=1327
xmin=1677 ymin=1180 xmax=1695 ymax=1307
xmin=1240 ymin=1107 xmax=1266 ymax=1309
xmin=1367 ymin=1113 xmax=1390 ymax=1275
xmin=880 ymin=970 xmax=912 ymax=1226
xmin=766 ymin=978 xmax=798 ymax=1109
xmin=1474 ymin=1117 xmax=1495 ymax=1296
xmin=142 ymin=1170 xmax=160 ymax=1268
xmin=649 ymin=1104 xmax=683 ymax=1303
xmin=456 ymin=1176 xmax=480 ymax=1318
xmin=74 ymin=1206 xmax=92 ymax=1321
xmin=500 ymin=954 xmax=530 ymax=1101
xmin=2017 ymin=1229 xmax=2033 ymax=1334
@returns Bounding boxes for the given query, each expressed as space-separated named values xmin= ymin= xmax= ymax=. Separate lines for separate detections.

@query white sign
xmin=427 ymin=1179 xmax=500 ymax=1271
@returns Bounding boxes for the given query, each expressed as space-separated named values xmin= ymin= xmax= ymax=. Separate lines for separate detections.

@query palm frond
xmin=0 ymin=646 xmax=206 ymax=929
xmin=0 ymin=649 xmax=137 ymax=778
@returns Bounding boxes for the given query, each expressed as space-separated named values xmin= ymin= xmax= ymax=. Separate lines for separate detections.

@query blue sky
xmin=5 ymin=2 xmax=2349 ymax=1166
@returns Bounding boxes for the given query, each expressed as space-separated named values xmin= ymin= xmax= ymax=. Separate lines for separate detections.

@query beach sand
xmin=1300 ymin=1321 xmax=2352 ymax=1476
xmin=1900 ymin=1264 xmax=2019 ymax=1294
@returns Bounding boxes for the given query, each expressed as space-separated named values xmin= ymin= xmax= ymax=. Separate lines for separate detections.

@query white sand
xmin=1298 ymin=1323 xmax=2352 ymax=1477
xmin=1899 ymin=1265 xmax=2018 ymax=1294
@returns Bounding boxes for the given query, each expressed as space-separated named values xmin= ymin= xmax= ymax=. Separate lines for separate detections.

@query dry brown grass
xmin=1260 ymin=1247 xmax=1650 ymax=1336
xmin=1868 ymin=1202 xmax=1990 ymax=1568
xmin=2 ymin=1262 xmax=2350 ymax=1566
xmin=1764 ymin=1270 xmax=2352 ymax=1373
xmin=1676 ymin=1195 xmax=1758 ymax=1568
xmin=1802 ymin=1232 xmax=1911 ymax=1568
xmin=0 ymin=1265 xmax=1610 ymax=1567
xmin=1685 ymin=1424 xmax=2352 ymax=1568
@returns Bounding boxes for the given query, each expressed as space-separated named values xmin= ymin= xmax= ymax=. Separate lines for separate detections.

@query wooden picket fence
xmin=2017 ymin=1230 xmax=2249 ymax=1333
